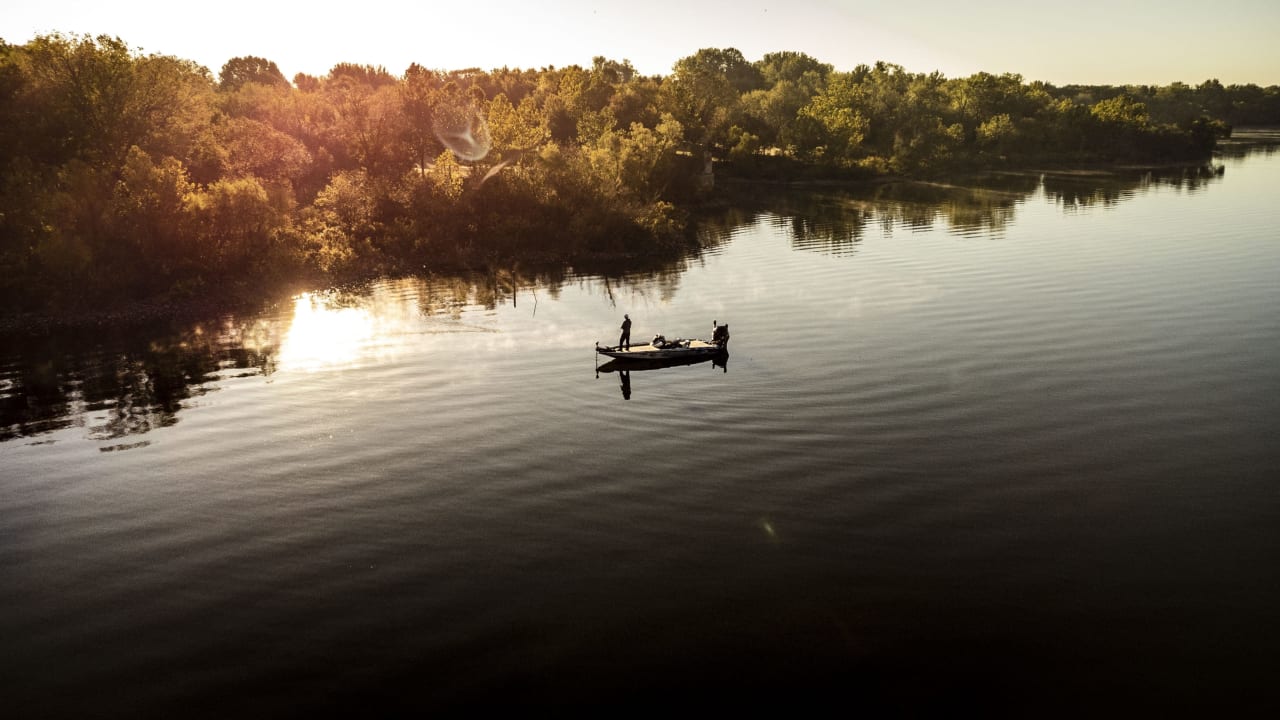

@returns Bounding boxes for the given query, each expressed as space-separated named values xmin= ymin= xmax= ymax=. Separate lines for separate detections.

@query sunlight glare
xmin=278 ymin=293 xmax=374 ymax=372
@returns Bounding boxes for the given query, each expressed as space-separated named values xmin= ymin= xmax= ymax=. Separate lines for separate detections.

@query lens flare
xmin=433 ymin=99 xmax=492 ymax=162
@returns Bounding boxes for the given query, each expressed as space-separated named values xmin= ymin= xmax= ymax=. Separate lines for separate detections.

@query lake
xmin=3 ymin=136 xmax=1279 ymax=715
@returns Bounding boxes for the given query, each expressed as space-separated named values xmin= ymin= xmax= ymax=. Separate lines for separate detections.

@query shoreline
xmin=7 ymin=134 xmax=1277 ymax=337
xmin=0 ymin=248 xmax=702 ymax=336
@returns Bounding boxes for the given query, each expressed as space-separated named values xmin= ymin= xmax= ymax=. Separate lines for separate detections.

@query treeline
xmin=1 ymin=35 xmax=1272 ymax=313
xmin=1047 ymin=80 xmax=1280 ymax=129
xmin=0 ymin=36 xmax=698 ymax=313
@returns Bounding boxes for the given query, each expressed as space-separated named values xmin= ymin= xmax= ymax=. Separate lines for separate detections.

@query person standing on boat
xmin=619 ymin=314 xmax=632 ymax=350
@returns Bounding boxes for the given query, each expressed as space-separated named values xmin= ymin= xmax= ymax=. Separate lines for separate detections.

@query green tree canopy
xmin=662 ymin=48 xmax=753 ymax=151
xmin=219 ymin=56 xmax=288 ymax=91
xmin=13 ymin=33 xmax=214 ymax=169
xmin=755 ymin=51 xmax=832 ymax=87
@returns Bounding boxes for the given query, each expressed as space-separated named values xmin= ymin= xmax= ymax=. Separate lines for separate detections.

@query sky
xmin=3 ymin=0 xmax=1278 ymax=86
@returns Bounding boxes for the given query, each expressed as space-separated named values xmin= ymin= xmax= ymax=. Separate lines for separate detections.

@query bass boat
xmin=596 ymin=321 xmax=729 ymax=361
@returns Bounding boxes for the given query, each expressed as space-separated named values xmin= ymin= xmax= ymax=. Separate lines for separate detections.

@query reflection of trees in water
xmin=1220 ymin=142 xmax=1278 ymax=160
xmin=1217 ymin=129 xmax=1280 ymax=159
xmin=695 ymin=191 xmax=871 ymax=255
xmin=705 ymin=178 xmax=1033 ymax=251
xmin=577 ymin=234 xmax=730 ymax=305
xmin=776 ymin=198 xmax=870 ymax=254
xmin=704 ymin=161 xmax=1231 ymax=252
xmin=0 ymin=319 xmax=276 ymax=443
xmin=866 ymin=181 xmax=1028 ymax=238
xmin=782 ymin=213 xmax=865 ymax=254
xmin=83 ymin=355 xmax=195 ymax=441
xmin=355 ymin=267 xmax=576 ymax=317
xmin=0 ymin=350 xmax=76 ymax=439
xmin=1041 ymin=165 xmax=1223 ymax=210
xmin=1041 ymin=177 xmax=1129 ymax=210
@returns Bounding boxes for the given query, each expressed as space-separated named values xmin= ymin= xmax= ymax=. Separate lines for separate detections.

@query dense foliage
xmin=2 ymin=34 xmax=1274 ymax=312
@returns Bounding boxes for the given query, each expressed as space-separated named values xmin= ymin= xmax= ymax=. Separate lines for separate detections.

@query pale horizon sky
xmin=3 ymin=1 xmax=1278 ymax=86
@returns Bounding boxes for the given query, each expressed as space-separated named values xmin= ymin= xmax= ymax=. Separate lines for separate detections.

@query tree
xmin=293 ymin=72 xmax=321 ymax=93
xmin=592 ymin=56 xmax=637 ymax=85
xmin=661 ymin=48 xmax=755 ymax=186
xmin=742 ymin=79 xmax=824 ymax=151
xmin=888 ymin=71 xmax=962 ymax=173
xmin=950 ymin=72 xmax=1041 ymax=126
xmin=219 ymin=56 xmax=288 ymax=91
xmin=1 ymin=33 xmax=216 ymax=288
xmin=486 ymin=92 xmax=548 ymax=152
xmin=800 ymin=71 xmax=870 ymax=160
xmin=583 ymin=115 xmax=683 ymax=204
xmin=218 ymin=116 xmax=313 ymax=186
xmin=678 ymin=48 xmax=763 ymax=94
xmin=608 ymin=76 xmax=661 ymax=129
xmin=326 ymin=77 xmax=410 ymax=179
xmin=755 ymin=51 xmax=831 ymax=88
xmin=0 ymin=40 xmax=26 ymax=164
xmin=976 ymin=113 xmax=1017 ymax=153
xmin=1195 ymin=78 xmax=1230 ymax=120
xmin=530 ymin=64 xmax=616 ymax=145
xmin=401 ymin=63 xmax=444 ymax=176
xmin=328 ymin=63 xmax=397 ymax=88
xmin=662 ymin=49 xmax=752 ymax=144
xmin=1090 ymin=95 xmax=1150 ymax=126
xmin=426 ymin=150 xmax=464 ymax=200
xmin=186 ymin=176 xmax=287 ymax=270
xmin=109 ymin=147 xmax=196 ymax=280
xmin=16 ymin=34 xmax=215 ymax=170
xmin=741 ymin=51 xmax=831 ymax=152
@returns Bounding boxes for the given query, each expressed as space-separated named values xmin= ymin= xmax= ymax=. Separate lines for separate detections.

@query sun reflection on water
xmin=278 ymin=293 xmax=375 ymax=372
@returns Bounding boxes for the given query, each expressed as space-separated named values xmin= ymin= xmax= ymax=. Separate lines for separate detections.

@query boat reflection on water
xmin=596 ymin=353 xmax=728 ymax=400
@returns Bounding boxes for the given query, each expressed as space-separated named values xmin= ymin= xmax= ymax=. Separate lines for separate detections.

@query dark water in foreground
xmin=3 ymin=141 xmax=1279 ymax=714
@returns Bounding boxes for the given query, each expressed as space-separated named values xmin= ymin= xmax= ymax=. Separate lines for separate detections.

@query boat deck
xmin=613 ymin=340 xmax=716 ymax=352
xmin=602 ymin=340 xmax=720 ymax=353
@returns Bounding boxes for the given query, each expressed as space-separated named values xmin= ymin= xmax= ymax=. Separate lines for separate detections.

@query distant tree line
xmin=1 ymin=34 xmax=1274 ymax=314
xmin=1046 ymin=80 xmax=1280 ymax=129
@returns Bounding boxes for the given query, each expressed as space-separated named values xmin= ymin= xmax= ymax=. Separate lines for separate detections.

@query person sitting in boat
xmin=713 ymin=323 xmax=730 ymax=346
xmin=651 ymin=334 xmax=666 ymax=348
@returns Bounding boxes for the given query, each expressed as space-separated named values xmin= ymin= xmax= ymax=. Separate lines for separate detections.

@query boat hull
xmin=596 ymin=353 xmax=724 ymax=373
xmin=595 ymin=341 xmax=725 ymax=361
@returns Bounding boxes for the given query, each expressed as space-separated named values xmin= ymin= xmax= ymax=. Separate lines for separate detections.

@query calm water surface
xmin=3 ymin=142 xmax=1279 ymax=714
